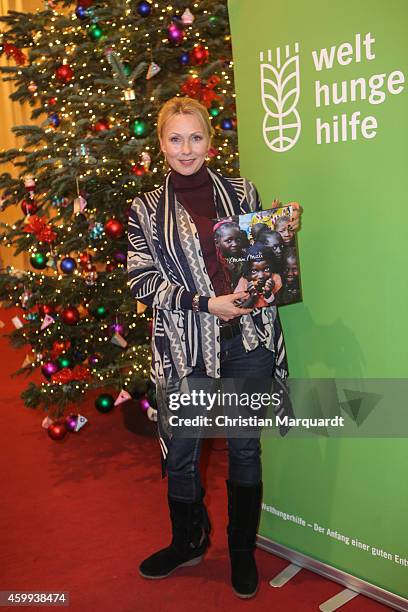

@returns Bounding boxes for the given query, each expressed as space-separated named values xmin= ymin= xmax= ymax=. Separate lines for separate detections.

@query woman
xmin=127 ymin=96 xmax=296 ymax=598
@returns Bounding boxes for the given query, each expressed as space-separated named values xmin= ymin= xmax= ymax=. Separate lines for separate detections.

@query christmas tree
xmin=0 ymin=0 xmax=238 ymax=424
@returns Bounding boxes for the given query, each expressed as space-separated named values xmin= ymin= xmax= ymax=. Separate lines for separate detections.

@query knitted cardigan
xmin=127 ymin=167 xmax=289 ymax=476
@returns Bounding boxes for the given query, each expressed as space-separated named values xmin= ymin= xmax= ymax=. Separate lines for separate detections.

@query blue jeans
xmin=166 ymin=333 xmax=275 ymax=502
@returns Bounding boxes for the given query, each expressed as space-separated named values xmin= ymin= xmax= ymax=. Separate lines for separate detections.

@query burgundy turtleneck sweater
xmin=170 ymin=163 xmax=226 ymax=311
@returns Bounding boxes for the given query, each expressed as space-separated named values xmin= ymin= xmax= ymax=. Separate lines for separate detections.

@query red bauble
xmin=47 ymin=421 xmax=68 ymax=441
xmin=55 ymin=64 xmax=74 ymax=83
xmin=52 ymin=339 xmax=71 ymax=354
xmin=79 ymin=251 xmax=92 ymax=268
xmin=38 ymin=303 xmax=56 ymax=317
xmin=190 ymin=45 xmax=209 ymax=66
xmin=77 ymin=0 xmax=93 ymax=7
xmin=48 ymin=97 xmax=57 ymax=105
xmin=105 ymin=262 xmax=117 ymax=272
xmin=21 ymin=199 xmax=38 ymax=215
xmin=104 ymin=219 xmax=124 ymax=239
xmin=94 ymin=119 xmax=110 ymax=132
xmin=131 ymin=162 xmax=145 ymax=176
xmin=61 ymin=306 xmax=80 ymax=325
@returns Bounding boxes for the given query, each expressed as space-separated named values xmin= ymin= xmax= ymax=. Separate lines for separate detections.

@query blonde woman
xmin=127 ymin=96 xmax=291 ymax=598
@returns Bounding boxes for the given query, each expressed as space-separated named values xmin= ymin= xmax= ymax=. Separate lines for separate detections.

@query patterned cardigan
xmin=127 ymin=167 xmax=289 ymax=475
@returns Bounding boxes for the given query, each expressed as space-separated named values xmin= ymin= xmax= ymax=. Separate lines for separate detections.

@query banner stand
xmin=319 ymin=589 xmax=359 ymax=612
xmin=257 ymin=536 xmax=408 ymax=611
xmin=269 ymin=562 xmax=302 ymax=588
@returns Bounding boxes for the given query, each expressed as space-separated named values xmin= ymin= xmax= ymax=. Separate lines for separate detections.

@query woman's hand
xmin=208 ymin=292 xmax=254 ymax=322
xmin=287 ymin=201 xmax=303 ymax=232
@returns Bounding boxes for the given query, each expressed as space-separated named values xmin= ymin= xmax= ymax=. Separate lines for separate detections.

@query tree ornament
xmin=181 ymin=8 xmax=194 ymax=25
xmin=147 ymin=406 xmax=158 ymax=421
xmin=77 ymin=0 xmax=93 ymax=8
xmin=75 ymin=5 xmax=88 ymax=19
xmin=209 ymin=15 xmax=218 ymax=27
xmin=209 ymin=106 xmax=220 ymax=117
xmin=61 ymin=306 xmax=80 ymax=325
xmin=88 ymin=23 xmax=104 ymax=41
xmin=79 ymin=251 xmax=92 ymax=267
xmin=167 ymin=22 xmax=184 ymax=46
xmin=28 ymin=81 xmax=38 ymax=93
xmin=12 ymin=315 xmax=24 ymax=329
xmin=139 ymin=396 xmax=150 ymax=411
xmin=112 ymin=249 xmax=126 ymax=264
xmin=91 ymin=304 xmax=109 ymax=320
xmin=137 ymin=1 xmax=152 ymax=17
xmin=88 ymin=354 xmax=101 ymax=367
xmin=83 ymin=263 xmax=98 ymax=286
xmin=95 ymin=393 xmax=114 ymax=413
xmin=114 ymin=390 xmax=132 ymax=406
xmin=21 ymin=199 xmax=37 ymax=215
xmin=42 ymin=416 xmax=54 ymax=429
xmin=48 ymin=421 xmax=68 ymax=441
xmin=49 ymin=113 xmax=60 ymax=128
xmin=131 ymin=162 xmax=145 ymax=176
xmin=89 ymin=221 xmax=104 ymax=240
xmin=146 ymin=61 xmax=160 ymax=80
xmin=190 ymin=45 xmax=209 ymax=66
xmin=57 ymin=355 xmax=74 ymax=369
xmin=48 ymin=97 xmax=57 ymax=105
xmin=104 ymin=218 xmax=124 ymax=239
xmin=30 ymin=252 xmax=47 ymax=269
xmin=42 ymin=361 xmax=59 ymax=379
xmin=94 ymin=119 xmax=110 ymax=131
xmin=111 ymin=332 xmax=128 ymax=348
xmin=73 ymin=195 xmax=88 ymax=214
xmin=108 ymin=316 xmax=127 ymax=336
xmin=221 ymin=118 xmax=234 ymax=130
xmin=123 ymin=88 xmax=136 ymax=101
xmin=60 ymin=257 xmax=76 ymax=274
xmin=38 ymin=303 xmax=56 ymax=317
xmin=75 ymin=143 xmax=90 ymax=157
xmin=179 ymin=52 xmax=190 ymax=66
xmin=141 ymin=151 xmax=151 ymax=170
xmin=130 ymin=117 xmax=148 ymax=138
xmin=40 ymin=314 xmax=55 ymax=331
xmin=55 ymin=64 xmax=74 ymax=83
xmin=65 ymin=414 xmax=78 ymax=431
xmin=23 ymin=174 xmax=36 ymax=193
xmin=105 ymin=262 xmax=116 ymax=272
xmin=122 ymin=61 xmax=132 ymax=77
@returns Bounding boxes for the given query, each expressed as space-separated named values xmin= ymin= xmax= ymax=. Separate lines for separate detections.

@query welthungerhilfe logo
xmin=260 ymin=44 xmax=301 ymax=152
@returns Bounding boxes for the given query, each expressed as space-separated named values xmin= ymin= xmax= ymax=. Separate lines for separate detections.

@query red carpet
xmin=0 ymin=310 xmax=392 ymax=611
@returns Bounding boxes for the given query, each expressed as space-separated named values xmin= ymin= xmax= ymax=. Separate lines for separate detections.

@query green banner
xmin=228 ymin=0 xmax=408 ymax=603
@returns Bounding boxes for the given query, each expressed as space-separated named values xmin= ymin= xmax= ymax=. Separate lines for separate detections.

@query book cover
xmin=212 ymin=202 xmax=302 ymax=307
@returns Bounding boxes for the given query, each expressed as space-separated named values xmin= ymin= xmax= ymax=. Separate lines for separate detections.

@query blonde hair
xmin=157 ymin=96 xmax=214 ymax=142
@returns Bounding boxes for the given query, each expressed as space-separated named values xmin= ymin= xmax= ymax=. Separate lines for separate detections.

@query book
xmin=212 ymin=202 xmax=302 ymax=307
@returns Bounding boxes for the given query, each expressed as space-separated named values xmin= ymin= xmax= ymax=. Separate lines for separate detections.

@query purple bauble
xmin=88 ymin=354 xmax=100 ymax=367
xmin=109 ymin=321 xmax=125 ymax=335
xmin=65 ymin=414 xmax=78 ymax=432
xmin=42 ymin=361 xmax=59 ymax=379
xmin=167 ymin=23 xmax=184 ymax=45
xmin=140 ymin=397 xmax=150 ymax=411
xmin=113 ymin=249 xmax=127 ymax=264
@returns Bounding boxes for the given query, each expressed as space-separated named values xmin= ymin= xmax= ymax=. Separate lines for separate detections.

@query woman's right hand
xmin=208 ymin=292 xmax=254 ymax=322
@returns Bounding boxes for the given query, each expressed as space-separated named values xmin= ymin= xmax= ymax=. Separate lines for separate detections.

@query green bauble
xmin=209 ymin=15 xmax=218 ymax=27
xmin=95 ymin=393 xmax=114 ymax=413
xmin=30 ymin=252 xmax=47 ymax=270
xmin=57 ymin=355 xmax=74 ymax=369
xmin=209 ymin=106 xmax=220 ymax=117
xmin=123 ymin=61 xmax=132 ymax=77
xmin=93 ymin=304 xmax=109 ymax=320
xmin=130 ymin=117 xmax=148 ymax=138
xmin=88 ymin=23 xmax=103 ymax=41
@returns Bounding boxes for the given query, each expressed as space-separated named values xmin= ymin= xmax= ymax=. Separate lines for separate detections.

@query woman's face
xmin=160 ymin=112 xmax=210 ymax=175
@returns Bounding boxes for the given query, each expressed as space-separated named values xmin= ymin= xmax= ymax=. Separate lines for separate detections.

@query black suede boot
xmin=139 ymin=488 xmax=211 ymax=579
xmin=226 ymin=479 xmax=263 ymax=598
